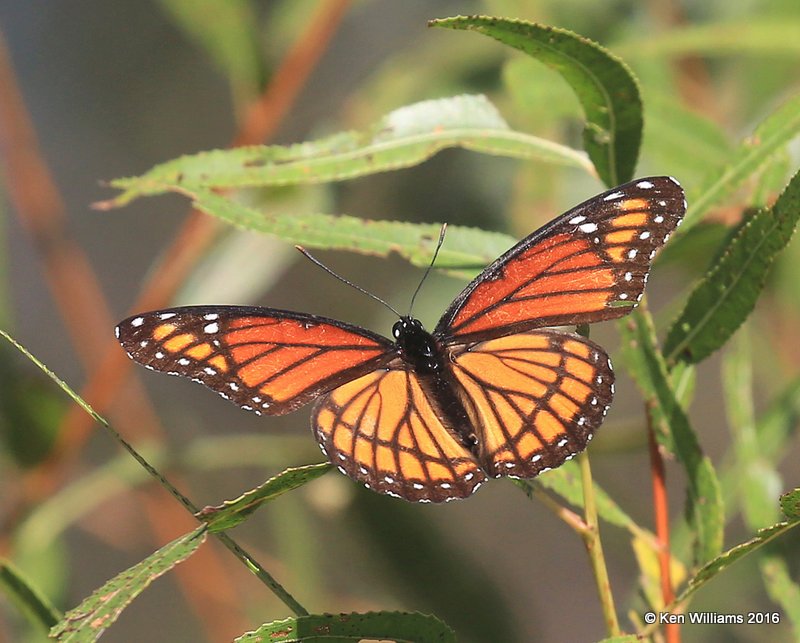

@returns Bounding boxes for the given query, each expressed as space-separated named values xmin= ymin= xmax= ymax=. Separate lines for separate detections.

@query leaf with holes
xmin=103 ymin=94 xmax=590 ymax=208
xmin=50 ymin=527 xmax=207 ymax=642
xmin=236 ymin=611 xmax=456 ymax=643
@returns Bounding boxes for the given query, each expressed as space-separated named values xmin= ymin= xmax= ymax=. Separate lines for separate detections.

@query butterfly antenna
xmin=408 ymin=223 xmax=447 ymax=316
xmin=295 ymin=246 xmax=403 ymax=318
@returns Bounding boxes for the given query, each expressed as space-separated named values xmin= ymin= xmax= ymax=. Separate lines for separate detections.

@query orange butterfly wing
xmin=312 ymin=368 xmax=486 ymax=503
xmin=116 ymin=306 xmax=395 ymax=415
xmin=448 ymin=330 xmax=613 ymax=478
xmin=436 ymin=177 xmax=685 ymax=342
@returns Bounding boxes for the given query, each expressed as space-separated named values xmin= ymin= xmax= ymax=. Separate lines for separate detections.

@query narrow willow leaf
xmin=183 ymin=188 xmax=517 ymax=272
xmin=51 ymin=527 xmax=207 ymax=642
xmin=619 ymin=308 xmax=724 ymax=564
xmin=674 ymin=490 xmax=800 ymax=606
xmin=664 ymin=169 xmax=800 ymax=364
xmin=431 ymin=16 xmax=642 ymax=186
xmin=104 ymin=95 xmax=590 ymax=207
xmin=0 ymin=559 xmax=62 ymax=632
xmin=236 ymin=611 xmax=456 ymax=643
xmin=197 ymin=463 xmax=331 ymax=532
xmin=156 ymin=0 xmax=262 ymax=99
xmin=681 ymin=95 xmax=800 ymax=231
xmin=614 ymin=20 xmax=800 ymax=59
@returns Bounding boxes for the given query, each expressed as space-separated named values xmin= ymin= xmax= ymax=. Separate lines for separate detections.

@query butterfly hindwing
xmin=116 ymin=306 xmax=395 ymax=415
xmin=436 ymin=177 xmax=685 ymax=342
xmin=312 ymin=368 xmax=486 ymax=502
xmin=449 ymin=330 xmax=614 ymax=478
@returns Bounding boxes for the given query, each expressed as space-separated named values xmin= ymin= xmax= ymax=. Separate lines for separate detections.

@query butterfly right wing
xmin=436 ymin=177 xmax=686 ymax=343
xmin=312 ymin=368 xmax=486 ymax=503
xmin=116 ymin=306 xmax=396 ymax=415
xmin=449 ymin=329 xmax=614 ymax=479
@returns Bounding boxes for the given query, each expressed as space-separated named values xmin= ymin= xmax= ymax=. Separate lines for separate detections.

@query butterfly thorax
xmin=392 ymin=317 xmax=444 ymax=374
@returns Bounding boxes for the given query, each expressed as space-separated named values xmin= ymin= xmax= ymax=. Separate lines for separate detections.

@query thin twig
xmin=578 ymin=451 xmax=621 ymax=637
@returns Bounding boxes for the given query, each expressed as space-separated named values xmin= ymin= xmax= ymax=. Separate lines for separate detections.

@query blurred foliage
xmin=2 ymin=1 xmax=800 ymax=642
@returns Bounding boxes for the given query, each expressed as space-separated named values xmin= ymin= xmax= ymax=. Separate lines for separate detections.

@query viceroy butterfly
xmin=116 ymin=177 xmax=685 ymax=503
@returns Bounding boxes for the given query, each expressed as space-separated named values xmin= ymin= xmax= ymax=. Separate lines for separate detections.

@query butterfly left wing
xmin=448 ymin=329 xmax=614 ymax=478
xmin=115 ymin=306 xmax=396 ymax=415
xmin=312 ymin=368 xmax=486 ymax=503
xmin=435 ymin=177 xmax=685 ymax=343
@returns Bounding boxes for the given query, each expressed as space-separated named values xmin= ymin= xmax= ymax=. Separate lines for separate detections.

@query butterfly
xmin=116 ymin=176 xmax=685 ymax=503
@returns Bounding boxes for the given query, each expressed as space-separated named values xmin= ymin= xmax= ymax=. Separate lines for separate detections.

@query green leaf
xmin=673 ymin=489 xmax=800 ymax=606
xmin=681 ymin=95 xmax=800 ymax=232
xmin=50 ymin=527 xmax=207 ymax=642
xmin=664 ymin=169 xmax=800 ymax=364
xmin=197 ymin=463 xmax=332 ymax=532
xmin=236 ymin=611 xmax=456 ymax=643
xmin=103 ymin=95 xmax=591 ymax=208
xmin=619 ymin=308 xmax=724 ymax=564
xmin=614 ymin=20 xmax=800 ymax=59
xmin=0 ymin=559 xmax=62 ymax=633
xmin=431 ymin=16 xmax=642 ymax=186
xmin=156 ymin=0 xmax=263 ymax=101
xmin=182 ymin=188 xmax=517 ymax=272
xmin=780 ymin=488 xmax=800 ymax=520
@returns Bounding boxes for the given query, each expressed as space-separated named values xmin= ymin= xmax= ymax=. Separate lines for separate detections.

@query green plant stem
xmin=214 ymin=532 xmax=308 ymax=616
xmin=578 ymin=450 xmax=620 ymax=637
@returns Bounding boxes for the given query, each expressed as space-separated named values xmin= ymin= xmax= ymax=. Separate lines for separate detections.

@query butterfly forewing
xmin=449 ymin=330 xmax=614 ymax=478
xmin=436 ymin=177 xmax=685 ymax=343
xmin=312 ymin=368 xmax=486 ymax=502
xmin=116 ymin=306 xmax=395 ymax=415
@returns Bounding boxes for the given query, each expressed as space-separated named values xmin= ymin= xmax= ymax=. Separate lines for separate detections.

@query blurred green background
xmin=1 ymin=1 xmax=799 ymax=641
